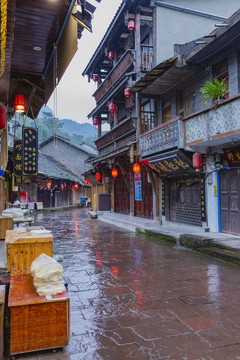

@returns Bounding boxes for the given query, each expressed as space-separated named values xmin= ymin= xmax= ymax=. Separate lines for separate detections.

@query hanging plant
xmin=200 ymin=77 xmax=228 ymax=107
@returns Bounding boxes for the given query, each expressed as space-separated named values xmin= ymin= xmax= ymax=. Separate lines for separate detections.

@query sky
xmin=47 ymin=0 xmax=122 ymax=125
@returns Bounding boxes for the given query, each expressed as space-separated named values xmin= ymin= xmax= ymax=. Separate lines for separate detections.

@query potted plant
xmin=200 ymin=77 xmax=228 ymax=107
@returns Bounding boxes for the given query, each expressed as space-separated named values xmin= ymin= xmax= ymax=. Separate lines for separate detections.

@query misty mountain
xmin=59 ymin=119 xmax=98 ymax=137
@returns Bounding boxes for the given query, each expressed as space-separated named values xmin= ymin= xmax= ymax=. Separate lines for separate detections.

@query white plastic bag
xmin=30 ymin=253 xmax=63 ymax=279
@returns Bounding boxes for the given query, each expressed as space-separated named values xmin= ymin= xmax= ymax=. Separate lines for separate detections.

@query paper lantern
xmin=133 ymin=163 xmax=141 ymax=173
xmin=92 ymin=74 xmax=98 ymax=82
xmin=0 ymin=104 xmax=6 ymax=130
xmin=193 ymin=152 xmax=202 ymax=171
xmin=47 ymin=180 xmax=52 ymax=190
xmin=14 ymin=94 xmax=25 ymax=113
xmin=109 ymin=103 xmax=116 ymax=117
xmin=86 ymin=179 xmax=90 ymax=185
xmin=124 ymin=88 xmax=132 ymax=104
xmin=111 ymin=168 xmax=118 ymax=177
xmin=128 ymin=20 xmax=135 ymax=35
xmin=108 ymin=51 xmax=114 ymax=64
xmin=93 ymin=118 xmax=99 ymax=125
xmin=95 ymin=172 xmax=101 ymax=182
xmin=74 ymin=182 xmax=79 ymax=189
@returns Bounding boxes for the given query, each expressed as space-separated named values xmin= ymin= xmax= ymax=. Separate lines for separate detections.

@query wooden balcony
xmin=95 ymin=118 xmax=136 ymax=157
xmin=140 ymin=117 xmax=184 ymax=158
xmin=185 ymin=96 xmax=240 ymax=147
xmin=94 ymin=50 xmax=135 ymax=103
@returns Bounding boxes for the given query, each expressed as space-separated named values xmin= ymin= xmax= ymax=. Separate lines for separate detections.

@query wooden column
xmin=98 ymin=119 xmax=101 ymax=138
xmin=135 ymin=12 xmax=141 ymax=72
xmin=117 ymin=159 xmax=133 ymax=215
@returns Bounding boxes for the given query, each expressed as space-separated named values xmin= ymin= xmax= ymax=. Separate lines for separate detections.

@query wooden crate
xmin=8 ymin=275 xmax=70 ymax=355
xmin=5 ymin=229 xmax=53 ymax=275
xmin=0 ymin=217 xmax=13 ymax=240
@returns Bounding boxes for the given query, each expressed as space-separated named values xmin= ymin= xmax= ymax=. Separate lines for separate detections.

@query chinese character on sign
xmin=14 ymin=140 xmax=22 ymax=176
xmin=22 ymin=127 xmax=38 ymax=176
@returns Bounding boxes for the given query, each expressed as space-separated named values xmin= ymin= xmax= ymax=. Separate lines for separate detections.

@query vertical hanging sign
xmin=14 ymin=140 xmax=22 ymax=176
xmin=162 ymin=180 xmax=165 ymax=216
xmin=22 ymin=127 xmax=38 ymax=176
xmin=134 ymin=172 xmax=142 ymax=201
xmin=201 ymin=178 xmax=205 ymax=221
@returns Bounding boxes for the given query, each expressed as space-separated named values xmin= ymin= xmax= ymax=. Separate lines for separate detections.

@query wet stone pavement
xmin=12 ymin=209 xmax=240 ymax=359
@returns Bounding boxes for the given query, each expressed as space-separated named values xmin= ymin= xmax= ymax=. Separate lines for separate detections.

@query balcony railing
xmin=140 ymin=117 xmax=184 ymax=158
xmin=141 ymin=110 xmax=156 ymax=133
xmin=94 ymin=50 xmax=134 ymax=103
xmin=140 ymin=45 xmax=153 ymax=72
xmin=95 ymin=117 xmax=136 ymax=150
xmin=185 ymin=96 xmax=240 ymax=146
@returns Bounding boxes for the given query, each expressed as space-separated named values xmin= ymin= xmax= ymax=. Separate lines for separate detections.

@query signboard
xmin=22 ymin=127 xmax=38 ymax=176
xmin=14 ymin=140 xmax=22 ymax=176
xmin=144 ymin=150 xmax=194 ymax=177
xmin=162 ymin=180 xmax=165 ymax=216
xmin=134 ymin=172 xmax=142 ymax=201
xmin=214 ymin=185 xmax=218 ymax=197
xmin=200 ymin=178 xmax=206 ymax=221
xmin=224 ymin=147 xmax=240 ymax=167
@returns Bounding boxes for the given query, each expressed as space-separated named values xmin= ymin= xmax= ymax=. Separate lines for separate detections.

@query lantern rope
xmin=0 ymin=0 xmax=7 ymax=78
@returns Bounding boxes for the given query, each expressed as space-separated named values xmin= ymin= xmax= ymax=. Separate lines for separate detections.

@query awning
xmin=130 ymin=57 xmax=193 ymax=96
xmin=141 ymin=150 xmax=195 ymax=177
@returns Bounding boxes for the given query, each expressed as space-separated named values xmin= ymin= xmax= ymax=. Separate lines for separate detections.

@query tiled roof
xmin=38 ymin=153 xmax=86 ymax=185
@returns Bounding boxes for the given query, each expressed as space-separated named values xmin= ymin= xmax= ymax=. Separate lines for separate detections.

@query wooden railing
xmin=94 ymin=50 xmax=134 ymax=103
xmin=140 ymin=45 xmax=153 ymax=71
xmin=140 ymin=117 xmax=184 ymax=157
xmin=95 ymin=118 xmax=136 ymax=150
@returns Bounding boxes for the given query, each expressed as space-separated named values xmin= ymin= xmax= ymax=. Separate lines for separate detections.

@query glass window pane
xmin=191 ymin=94 xmax=195 ymax=114
xmin=185 ymin=97 xmax=190 ymax=116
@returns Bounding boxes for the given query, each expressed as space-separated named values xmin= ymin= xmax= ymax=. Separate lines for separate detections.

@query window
xmin=141 ymin=101 xmax=155 ymax=133
xmin=178 ymin=90 xmax=195 ymax=117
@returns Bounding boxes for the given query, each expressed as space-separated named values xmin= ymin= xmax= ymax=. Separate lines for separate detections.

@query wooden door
xmin=114 ymin=172 xmax=130 ymax=215
xmin=134 ymin=167 xmax=153 ymax=219
xmin=220 ymin=169 xmax=240 ymax=235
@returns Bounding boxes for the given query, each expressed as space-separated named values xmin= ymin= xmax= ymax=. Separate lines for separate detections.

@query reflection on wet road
xmin=35 ymin=209 xmax=240 ymax=360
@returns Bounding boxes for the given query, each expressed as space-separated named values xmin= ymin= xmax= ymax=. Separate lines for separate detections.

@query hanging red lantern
xmin=60 ymin=184 xmax=64 ymax=190
xmin=13 ymin=94 xmax=25 ymax=113
xmin=111 ymin=168 xmax=118 ymax=178
xmin=108 ymin=51 xmax=114 ymax=64
xmin=0 ymin=104 xmax=6 ymax=130
xmin=133 ymin=163 xmax=141 ymax=173
xmin=93 ymin=118 xmax=99 ymax=126
xmin=128 ymin=20 xmax=135 ymax=35
xmin=193 ymin=152 xmax=202 ymax=172
xmin=124 ymin=88 xmax=132 ymax=105
xmin=95 ymin=172 xmax=101 ymax=182
xmin=109 ymin=103 xmax=116 ymax=117
xmin=74 ymin=182 xmax=79 ymax=189
xmin=92 ymin=74 xmax=98 ymax=82
xmin=47 ymin=180 xmax=52 ymax=190
xmin=85 ymin=179 xmax=90 ymax=185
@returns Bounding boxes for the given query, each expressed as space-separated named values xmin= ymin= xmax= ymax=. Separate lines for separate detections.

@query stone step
xmin=197 ymin=246 xmax=240 ymax=265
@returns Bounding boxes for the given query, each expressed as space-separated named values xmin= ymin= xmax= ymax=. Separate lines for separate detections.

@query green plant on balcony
xmin=200 ymin=77 xmax=228 ymax=107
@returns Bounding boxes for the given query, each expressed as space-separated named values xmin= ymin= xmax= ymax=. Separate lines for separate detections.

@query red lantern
xmin=60 ymin=184 xmax=64 ymax=190
xmin=47 ymin=180 xmax=52 ymax=190
xmin=86 ymin=179 xmax=90 ymax=185
xmin=124 ymin=88 xmax=132 ymax=105
xmin=92 ymin=74 xmax=98 ymax=82
xmin=133 ymin=163 xmax=141 ymax=173
xmin=74 ymin=182 xmax=79 ymax=189
xmin=93 ymin=118 xmax=99 ymax=126
xmin=128 ymin=20 xmax=135 ymax=35
xmin=109 ymin=103 xmax=116 ymax=117
xmin=108 ymin=51 xmax=114 ymax=64
xmin=111 ymin=168 xmax=118 ymax=177
xmin=13 ymin=94 xmax=25 ymax=113
xmin=95 ymin=172 xmax=101 ymax=182
xmin=193 ymin=152 xmax=202 ymax=172
xmin=0 ymin=104 xmax=6 ymax=130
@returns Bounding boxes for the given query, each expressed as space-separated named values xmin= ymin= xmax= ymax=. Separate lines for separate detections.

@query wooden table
xmin=5 ymin=228 xmax=53 ymax=275
xmin=13 ymin=218 xmax=34 ymax=227
xmin=8 ymin=274 xmax=70 ymax=355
